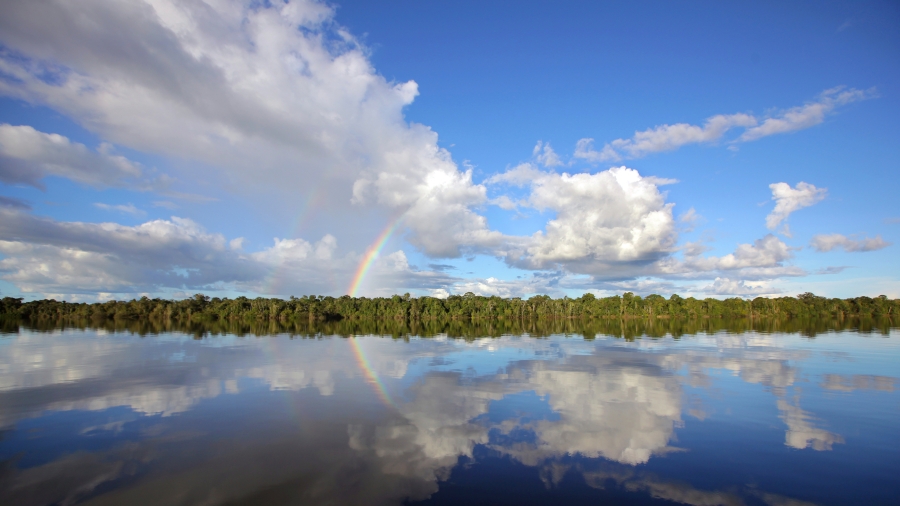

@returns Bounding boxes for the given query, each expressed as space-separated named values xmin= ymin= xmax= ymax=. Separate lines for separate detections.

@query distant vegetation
xmin=2 ymin=292 xmax=897 ymax=324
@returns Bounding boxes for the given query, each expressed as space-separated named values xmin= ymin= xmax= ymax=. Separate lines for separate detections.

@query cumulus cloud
xmin=353 ymin=161 xmax=502 ymax=258
xmin=766 ymin=182 xmax=827 ymax=231
xmin=0 ymin=124 xmax=141 ymax=188
xmin=810 ymin=233 xmax=890 ymax=252
xmin=490 ymin=165 xmax=677 ymax=275
xmin=573 ymin=88 xmax=874 ymax=162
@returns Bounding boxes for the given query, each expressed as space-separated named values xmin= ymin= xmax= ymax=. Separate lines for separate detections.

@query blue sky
xmin=0 ymin=0 xmax=897 ymax=301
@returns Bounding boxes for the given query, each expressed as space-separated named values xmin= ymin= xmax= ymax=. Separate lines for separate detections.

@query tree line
xmin=1 ymin=291 xmax=897 ymax=324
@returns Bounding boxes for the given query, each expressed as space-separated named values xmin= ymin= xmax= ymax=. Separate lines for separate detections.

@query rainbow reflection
xmin=349 ymin=336 xmax=396 ymax=409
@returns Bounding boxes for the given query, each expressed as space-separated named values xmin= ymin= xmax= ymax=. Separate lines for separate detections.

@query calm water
xmin=1 ymin=321 xmax=898 ymax=505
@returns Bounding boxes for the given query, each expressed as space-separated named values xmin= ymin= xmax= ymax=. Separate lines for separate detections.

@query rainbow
xmin=349 ymin=336 xmax=396 ymax=408
xmin=347 ymin=219 xmax=402 ymax=296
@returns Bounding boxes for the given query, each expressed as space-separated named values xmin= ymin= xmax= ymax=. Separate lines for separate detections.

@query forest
xmin=1 ymin=292 xmax=897 ymax=324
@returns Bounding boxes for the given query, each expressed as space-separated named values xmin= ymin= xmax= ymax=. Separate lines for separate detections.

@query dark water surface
xmin=1 ymin=320 xmax=898 ymax=505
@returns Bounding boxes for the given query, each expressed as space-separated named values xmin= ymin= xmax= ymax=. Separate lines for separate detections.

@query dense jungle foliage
xmin=1 ymin=292 xmax=897 ymax=325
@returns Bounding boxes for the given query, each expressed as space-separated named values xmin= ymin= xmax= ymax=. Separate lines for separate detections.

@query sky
xmin=0 ymin=0 xmax=897 ymax=302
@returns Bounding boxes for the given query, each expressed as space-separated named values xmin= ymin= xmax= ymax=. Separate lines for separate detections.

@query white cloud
xmin=488 ymin=195 xmax=519 ymax=210
xmin=703 ymin=234 xmax=795 ymax=270
xmin=681 ymin=240 xmax=711 ymax=257
xmin=0 ymin=0 xmax=501 ymax=259
xmin=602 ymin=113 xmax=756 ymax=159
xmin=573 ymin=88 xmax=874 ymax=162
xmin=740 ymin=87 xmax=876 ymax=142
xmin=0 ymin=124 xmax=141 ymax=188
xmin=532 ymin=140 xmax=562 ymax=167
xmin=228 ymin=237 xmax=245 ymax=251
xmin=702 ymin=278 xmax=778 ymax=296
xmin=0 ymin=208 xmax=262 ymax=294
xmin=353 ymin=160 xmax=502 ymax=258
xmin=0 ymin=208 xmax=455 ymax=297
xmin=449 ymin=274 xmax=566 ymax=298
xmin=657 ymin=234 xmax=803 ymax=284
xmin=766 ymin=182 xmax=826 ymax=230
xmin=93 ymin=202 xmax=145 ymax=216
xmin=679 ymin=207 xmax=702 ymax=232
xmin=810 ymin=233 xmax=890 ymax=252
xmin=573 ymin=137 xmax=621 ymax=163
xmin=490 ymin=165 xmax=677 ymax=275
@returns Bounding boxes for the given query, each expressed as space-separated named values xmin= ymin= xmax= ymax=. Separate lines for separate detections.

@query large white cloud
xmin=0 ymin=0 xmax=498 ymax=259
xmin=490 ymin=165 xmax=677 ymax=275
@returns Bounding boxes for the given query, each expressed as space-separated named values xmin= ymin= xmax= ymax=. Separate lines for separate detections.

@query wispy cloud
xmin=0 ymin=195 xmax=31 ymax=210
xmin=532 ymin=140 xmax=563 ymax=167
xmin=93 ymin=203 xmax=145 ymax=216
xmin=152 ymin=200 xmax=179 ymax=210
xmin=574 ymin=87 xmax=876 ymax=162
xmin=810 ymin=234 xmax=890 ymax=253
xmin=739 ymin=87 xmax=875 ymax=142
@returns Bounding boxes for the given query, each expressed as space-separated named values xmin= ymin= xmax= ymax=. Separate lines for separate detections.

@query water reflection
xmin=0 ymin=319 xmax=897 ymax=505
xmin=5 ymin=314 xmax=897 ymax=339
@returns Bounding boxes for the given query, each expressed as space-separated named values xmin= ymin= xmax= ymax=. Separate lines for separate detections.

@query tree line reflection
xmin=3 ymin=314 xmax=896 ymax=340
